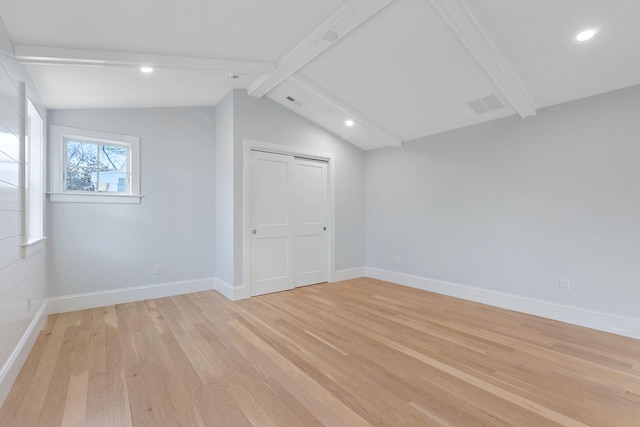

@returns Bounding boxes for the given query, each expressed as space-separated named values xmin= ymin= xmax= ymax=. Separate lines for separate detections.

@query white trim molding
xmin=14 ymin=45 xmax=275 ymax=75
xmin=48 ymin=192 xmax=142 ymax=204
xmin=0 ymin=300 xmax=49 ymax=406
xmin=288 ymin=76 xmax=402 ymax=148
xmin=242 ymin=139 xmax=337 ymax=300
xmin=20 ymin=236 xmax=46 ymax=259
xmin=214 ymin=277 xmax=246 ymax=301
xmin=365 ymin=267 xmax=640 ymax=339
xmin=49 ymin=125 xmax=142 ymax=204
xmin=333 ymin=267 xmax=366 ymax=282
xmin=248 ymin=0 xmax=393 ymax=98
xmin=428 ymin=0 xmax=537 ymax=118
xmin=48 ymin=278 xmax=215 ymax=314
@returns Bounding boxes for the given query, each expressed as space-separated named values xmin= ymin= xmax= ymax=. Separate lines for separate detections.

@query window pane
xmin=26 ymin=99 xmax=44 ymax=242
xmin=66 ymin=166 xmax=96 ymax=191
xmin=66 ymin=140 xmax=98 ymax=191
xmin=98 ymin=144 xmax=128 ymax=192
xmin=52 ymin=125 xmax=140 ymax=202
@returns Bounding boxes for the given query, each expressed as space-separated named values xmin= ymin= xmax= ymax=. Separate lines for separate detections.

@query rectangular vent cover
xmin=466 ymin=94 xmax=505 ymax=115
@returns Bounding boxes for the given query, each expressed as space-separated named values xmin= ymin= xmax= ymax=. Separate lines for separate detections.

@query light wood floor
xmin=1 ymin=278 xmax=639 ymax=426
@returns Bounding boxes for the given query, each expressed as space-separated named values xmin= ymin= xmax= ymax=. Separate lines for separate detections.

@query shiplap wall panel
xmin=0 ymin=130 xmax=19 ymax=161
xmin=2 ymin=261 xmax=44 ymax=319
xmin=0 ymin=262 xmax=25 ymax=299
xmin=0 ymin=180 xmax=19 ymax=211
xmin=0 ymin=53 xmax=48 ymax=377
xmin=0 ymin=211 xmax=20 ymax=240
xmin=0 ymin=235 xmax=20 ymax=270
xmin=0 ymin=96 xmax=20 ymax=138
xmin=0 ymin=249 xmax=44 ymax=297
xmin=0 ymin=151 xmax=20 ymax=186
xmin=0 ymin=307 xmax=32 ymax=373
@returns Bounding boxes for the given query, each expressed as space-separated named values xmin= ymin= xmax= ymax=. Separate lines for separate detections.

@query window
xmin=49 ymin=126 xmax=141 ymax=203
xmin=24 ymin=98 xmax=45 ymax=245
xmin=65 ymin=139 xmax=128 ymax=193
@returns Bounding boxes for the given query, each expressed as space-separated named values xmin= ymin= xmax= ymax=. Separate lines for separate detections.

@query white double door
xmin=250 ymin=150 xmax=328 ymax=296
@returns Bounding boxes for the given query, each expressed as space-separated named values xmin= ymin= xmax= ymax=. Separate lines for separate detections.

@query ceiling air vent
xmin=466 ymin=94 xmax=505 ymax=115
xmin=285 ymin=96 xmax=303 ymax=107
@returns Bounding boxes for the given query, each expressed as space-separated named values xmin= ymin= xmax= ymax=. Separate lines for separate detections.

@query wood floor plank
xmin=11 ymin=312 xmax=79 ymax=427
xmin=2 ymin=278 xmax=639 ymax=426
xmin=104 ymin=305 xmax=133 ymax=427
xmin=83 ymin=308 xmax=109 ymax=426
xmin=114 ymin=302 xmax=157 ymax=426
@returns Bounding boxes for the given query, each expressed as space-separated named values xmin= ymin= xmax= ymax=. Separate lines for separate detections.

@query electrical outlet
xmin=392 ymin=256 xmax=400 ymax=265
xmin=28 ymin=295 xmax=32 ymax=312
xmin=559 ymin=279 xmax=570 ymax=292
xmin=154 ymin=264 xmax=163 ymax=275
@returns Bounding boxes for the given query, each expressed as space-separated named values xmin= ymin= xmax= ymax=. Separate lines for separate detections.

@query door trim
xmin=243 ymin=139 xmax=335 ymax=299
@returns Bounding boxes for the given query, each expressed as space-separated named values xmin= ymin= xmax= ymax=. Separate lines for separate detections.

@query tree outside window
xmin=65 ymin=140 xmax=128 ymax=192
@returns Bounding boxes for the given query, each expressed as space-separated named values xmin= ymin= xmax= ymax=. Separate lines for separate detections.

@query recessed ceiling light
xmin=576 ymin=29 xmax=596 ymax=42
xmin=140 ymin=66 xmax=154 ymax=73
xmin=345 ymin=120 xmax=355 ymax=127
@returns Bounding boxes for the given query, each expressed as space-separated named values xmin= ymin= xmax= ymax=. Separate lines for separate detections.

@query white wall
xmin=231 ymin=90 xmax=366 ymax=289
xmin=365 ymin=85 xmax=640 ymax=321
xmin=0 ymin=44 xmax=48 ymax=400
xmin=47 ymin=107 xmax=216 ymax=297
xmin=214 ymin=92 xmax=234 ymax=288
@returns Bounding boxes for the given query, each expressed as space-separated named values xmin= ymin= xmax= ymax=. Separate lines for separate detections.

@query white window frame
xmin=21 ymin=84 xmax=46 ymax=256
xmin=49 ymin=125 xmax=141 ymax=204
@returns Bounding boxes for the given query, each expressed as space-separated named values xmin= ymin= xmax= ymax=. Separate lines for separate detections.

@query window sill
xmin=21 ymin=237 xmax=46 ymax=258
xmin=48 ymin=192 xmax=142 ymax=204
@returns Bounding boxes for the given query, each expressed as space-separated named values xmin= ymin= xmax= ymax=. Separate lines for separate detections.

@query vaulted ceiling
xmin=1 ymin=0 xmax=639 ymax=150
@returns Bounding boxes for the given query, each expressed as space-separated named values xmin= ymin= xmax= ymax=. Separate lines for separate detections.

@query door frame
xmin=243 ymin=139 xmax=335 ymax=299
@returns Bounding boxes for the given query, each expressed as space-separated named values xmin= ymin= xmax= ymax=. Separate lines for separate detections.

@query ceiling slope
xmin=292 ymin=0 xmax=517 ymax=142
xmin=428 ymin=0 xmax=536 ymax=118
xmin=464 ymin=0 xmax=640 ymax=108
xmin=248 ymin=0 xmax=393 ymax=98
xmin=1 ymin=0 xmax=638 ymax=149
xmin=268 ymin=75 xmax=401 ymax=150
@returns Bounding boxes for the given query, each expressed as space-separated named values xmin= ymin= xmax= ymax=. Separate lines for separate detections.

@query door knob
xmin=323 ymin=226 xmax=327 ymax=231
xmin=252 ymin=229 xmax=257 ymax=234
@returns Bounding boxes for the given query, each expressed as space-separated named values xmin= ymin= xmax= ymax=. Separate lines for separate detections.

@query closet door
xmin=250 ymin=151 xmax=295 ymax=296
xmin=293 ymin=158 xmax=328 ymax=287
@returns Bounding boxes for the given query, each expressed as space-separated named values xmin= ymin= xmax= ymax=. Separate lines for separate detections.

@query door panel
xmin=294 ymin=234 xmax=326 ymax=285
xmin=250 ymin=151 xmax=329 ymax=295
xmin=293 ymin=158 xmax=328 ymax=287
xmin=250 ymin=151 xmax=294 ymax=296
xmin=256 ymin=159 xmax=289 ymax=225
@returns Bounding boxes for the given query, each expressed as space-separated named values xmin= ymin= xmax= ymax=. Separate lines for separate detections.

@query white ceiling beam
xmin=14 ymin=45 xmax=276 ymax=74
xmin=428 ymin=0 xmax=537 ymax=118
xmin=248 ymin=0 xmax=394 ymax=98
xmin=288 ymin=75 xmax=402 ymax=148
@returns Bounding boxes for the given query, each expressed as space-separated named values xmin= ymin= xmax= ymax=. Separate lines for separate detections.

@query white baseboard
xmin=48 ymin=278 xmax=216 ymax=314
xmin=365 ymin=267 xmax=640 ymax=340
xmin=0 ymin=300 xmax=49 ymax=406
xmin=214 ymin=277 xmax=246 ymax=301
xmin=333 ymin=267 xmax=365 ymax=282
xmin=214 ymin=267 xmax=367 ymax=300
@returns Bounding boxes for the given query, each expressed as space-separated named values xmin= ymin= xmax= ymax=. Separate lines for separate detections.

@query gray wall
xmin=231 ymin=90 xmax=366 ymax=287
xmin=365 ymin=85 xmax=640 ymax=318
xmin=214 ymin=92 xmax=234 ymax=286
xmin=47 ymin=107 xmax=216 ymax=296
